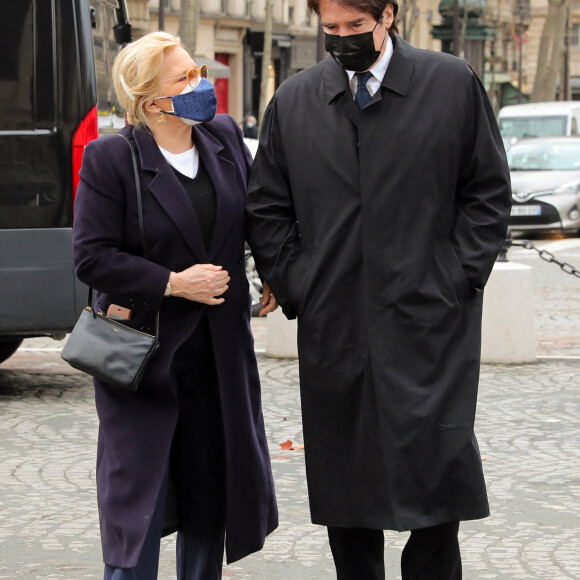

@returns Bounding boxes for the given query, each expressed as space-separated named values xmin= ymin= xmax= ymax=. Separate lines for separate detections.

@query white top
xmin=347 ymin=35 xmax=394 ymax=99
xmin=158 ymin=145 xmax=199 ymax=179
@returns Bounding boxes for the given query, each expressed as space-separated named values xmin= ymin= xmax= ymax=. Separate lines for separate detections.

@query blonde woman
xmin=73 ymin=32 xmax=278 ymax=579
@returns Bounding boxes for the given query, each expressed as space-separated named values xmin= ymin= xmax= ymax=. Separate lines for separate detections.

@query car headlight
xmin=554 ymin=181 xmax=580 ymax=196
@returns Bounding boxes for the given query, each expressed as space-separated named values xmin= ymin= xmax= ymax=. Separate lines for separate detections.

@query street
xmin=1 ymin=235 xmax=579 ymax=579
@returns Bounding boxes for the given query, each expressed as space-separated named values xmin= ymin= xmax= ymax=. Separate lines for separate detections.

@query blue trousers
xmin=104 ymin=315 xmax=226 ymax=580
xmin=103 ymin=491 xmax=225 ymax=580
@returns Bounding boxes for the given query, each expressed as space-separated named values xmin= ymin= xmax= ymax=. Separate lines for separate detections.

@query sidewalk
xmin=0 ymin=243 xmax=579 ymax=578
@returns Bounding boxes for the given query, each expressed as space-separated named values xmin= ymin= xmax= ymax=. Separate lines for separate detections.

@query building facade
xmin=126 ymin=0 xmax=580 ymax=123
xmin=131 ymin=0 xmax=318 ymax=123
xmin=400 ymin=0 xmax=580 ymax=106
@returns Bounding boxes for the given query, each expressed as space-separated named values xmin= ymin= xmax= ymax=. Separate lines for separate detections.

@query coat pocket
xmin=286 ymin=253 xmax=314 ymax=317
xmin=444 ymin=242 xmax=474 ymax=303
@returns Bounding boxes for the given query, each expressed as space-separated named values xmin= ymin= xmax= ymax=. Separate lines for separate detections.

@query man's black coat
xmin=246 ymin=37 xmax=511 ymax=531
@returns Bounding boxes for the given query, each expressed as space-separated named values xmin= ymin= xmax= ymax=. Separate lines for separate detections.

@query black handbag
xmin=61 ymin=134 xmax=160 ymax=391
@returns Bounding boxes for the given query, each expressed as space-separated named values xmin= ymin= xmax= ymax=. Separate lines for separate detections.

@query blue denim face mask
xmin=154 ymin=78 xmax=217 ymax=125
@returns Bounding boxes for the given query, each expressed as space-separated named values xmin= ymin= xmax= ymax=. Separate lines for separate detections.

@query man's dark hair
xmin=307 ymin=0 xmax=399 ymax=37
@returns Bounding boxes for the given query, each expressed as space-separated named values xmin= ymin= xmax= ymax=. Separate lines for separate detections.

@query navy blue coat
xmin=73 ymin=116 xmax=277 ymax=568
xmin=247 ymin=38 xmax=511 ymax=531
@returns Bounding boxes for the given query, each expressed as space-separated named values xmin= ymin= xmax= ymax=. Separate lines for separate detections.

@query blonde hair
xmin=112 ymin=31 xmax=181 ymax=127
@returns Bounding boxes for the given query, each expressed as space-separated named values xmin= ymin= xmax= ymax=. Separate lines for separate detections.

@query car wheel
xmin=0 ymin=338 xmax=24 ymax=364
xmin=245 ymin=247 xmax=263 ymax=317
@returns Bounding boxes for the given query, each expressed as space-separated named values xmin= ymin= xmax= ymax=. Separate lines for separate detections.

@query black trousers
xmin=169 ymin=314 xmax=227 ymax=580
xmin=327 ymin=522 xmax=461 ymax=580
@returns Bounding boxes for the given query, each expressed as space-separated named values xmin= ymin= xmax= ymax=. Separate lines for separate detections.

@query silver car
xmin=508 ymin=137 xmax=580 ymax=233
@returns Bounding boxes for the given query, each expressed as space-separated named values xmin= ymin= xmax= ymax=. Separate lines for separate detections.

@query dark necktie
xmin=355 ymin=71 xmax=373 ymax=109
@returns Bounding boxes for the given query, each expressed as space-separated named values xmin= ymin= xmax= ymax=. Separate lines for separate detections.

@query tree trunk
xmin=404 ymin=0 xmax=418 ymax=44
xmin=258 ymin=0 xmax=273 ymax=127
xmin=531 ymin=0 xmax=570 ymax=102
xmin=179 ymin=0 xmax=199 ymax=58
xmin=452 ymin=0 xmax=460 ymax=56
xmin=458 ymin=6 xmax=468 ymax=59
xmin=488 ymin=2 xmax=500 ymax=114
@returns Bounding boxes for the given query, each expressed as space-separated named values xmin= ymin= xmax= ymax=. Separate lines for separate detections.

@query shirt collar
xmin=346 ymin=35 xmax=394 ymax=84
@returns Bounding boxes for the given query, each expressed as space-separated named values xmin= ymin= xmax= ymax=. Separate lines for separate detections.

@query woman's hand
xmin=169 ymin=264 xmax=230 ymax=305
xmin=259 ymin=282 xmax=278 ymax=316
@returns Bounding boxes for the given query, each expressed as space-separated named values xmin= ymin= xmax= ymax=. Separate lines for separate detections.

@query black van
xmin=0 ymin=0 xmax=131 ymax=363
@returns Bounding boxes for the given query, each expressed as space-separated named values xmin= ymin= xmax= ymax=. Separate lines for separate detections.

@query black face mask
xmin=324 ymin=22 xmax=383 ymax=72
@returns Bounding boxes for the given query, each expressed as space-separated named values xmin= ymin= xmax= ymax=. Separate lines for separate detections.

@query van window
xmin=499 ymin=115 xmax=568 ymax=140
xmin=0 ymin=1 xmax=57 ymax=131
xmin=0 ymin=2 xmax=46 ymax=130
xmin=0 ymin=0 xmax=60 ymax=229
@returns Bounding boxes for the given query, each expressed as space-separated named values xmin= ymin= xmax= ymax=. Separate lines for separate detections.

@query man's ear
xmin=383 ymin=3 xmax=395 ymax=29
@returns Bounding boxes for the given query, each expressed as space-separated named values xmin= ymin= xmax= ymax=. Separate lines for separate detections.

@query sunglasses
xmin=160 ymin=65 xmax=209 ymax=88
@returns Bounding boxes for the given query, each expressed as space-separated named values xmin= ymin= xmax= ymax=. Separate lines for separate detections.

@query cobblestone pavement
xmin=0 ymin=236 xmax=579 ymax=579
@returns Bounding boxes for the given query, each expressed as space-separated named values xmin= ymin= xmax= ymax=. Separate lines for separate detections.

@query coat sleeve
xmin=226 ymin=114 xmax=254 ymax=179
xmin=245 ymin=96 xmax=301 ymax=319
xmin=452 ymin=69 xmax=512 ymax=290
xmin=73 ymin=137 xmax=170 ymax=308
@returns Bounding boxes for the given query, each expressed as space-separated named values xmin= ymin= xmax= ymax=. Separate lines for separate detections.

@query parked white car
xmin=508 ymin=136 xmax=580 ymax=234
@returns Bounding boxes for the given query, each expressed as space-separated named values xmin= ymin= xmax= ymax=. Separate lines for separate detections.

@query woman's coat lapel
xmin=131 ymin=125 xmax=238 ymax=264
xmin=193 ymin=124 xmax=238 ymax=260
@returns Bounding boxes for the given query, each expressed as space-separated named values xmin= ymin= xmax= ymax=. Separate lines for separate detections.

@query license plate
xmin=511 ymin=204 xmax=542 ymax=216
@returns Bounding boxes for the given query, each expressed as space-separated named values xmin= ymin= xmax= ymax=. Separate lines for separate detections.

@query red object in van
xmin=72 ymin=106 xmax=99 ymax=203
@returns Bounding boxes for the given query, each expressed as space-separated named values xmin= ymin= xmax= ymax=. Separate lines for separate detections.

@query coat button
xmin=241 ymin=311 xmax=246 ymax=320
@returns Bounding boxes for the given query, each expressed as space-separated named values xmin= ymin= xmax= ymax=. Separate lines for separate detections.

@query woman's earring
xmin=157 ymin=112 xmax=167 ymax=124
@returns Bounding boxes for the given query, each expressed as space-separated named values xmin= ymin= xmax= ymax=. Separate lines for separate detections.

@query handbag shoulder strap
xmin=84 ymin=133 xmax=159 ymax=339
xmin=116 ymin=133 xmax=149 ymax=260
xmin=116 ymin=133 xmax=160 ymax=338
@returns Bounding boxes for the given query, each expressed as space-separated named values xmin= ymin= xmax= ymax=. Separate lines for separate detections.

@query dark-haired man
xmin=246 ymin=1 xmax=511 ymax=578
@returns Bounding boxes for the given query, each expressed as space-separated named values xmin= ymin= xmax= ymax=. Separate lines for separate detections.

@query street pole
xmin=159 ymin=0 xmax=165 ymax=30
xmin=563 ymin=6 xmax=570 ymax=100
xmin=518 ymin=15 xmax=523 ymax=103
xmin=258 ymin=0 xmax=273 ymax=126
xmin=452 ymin=0 xmax=460 ymax=56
